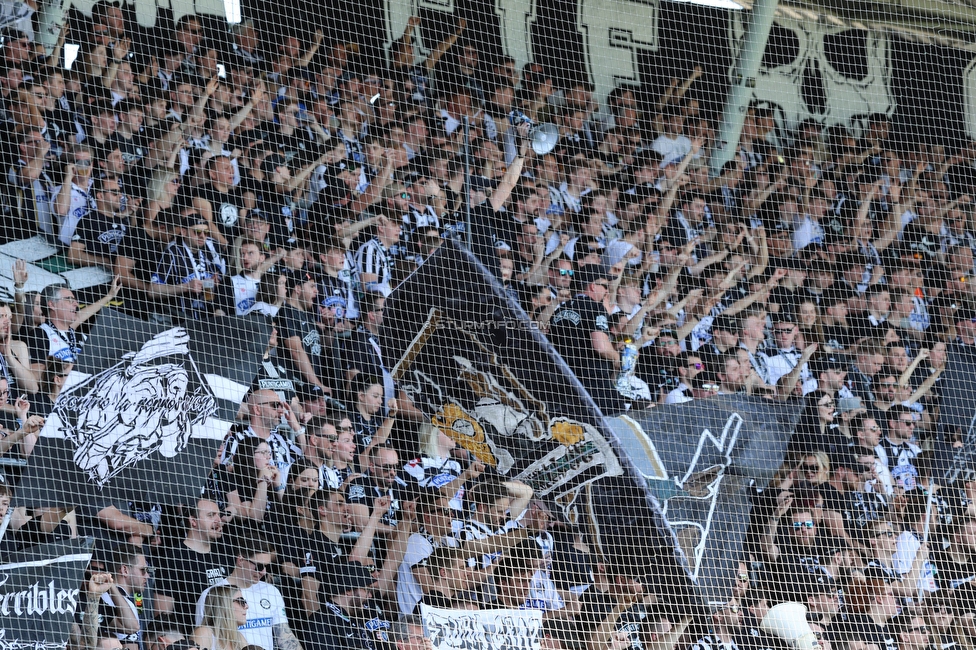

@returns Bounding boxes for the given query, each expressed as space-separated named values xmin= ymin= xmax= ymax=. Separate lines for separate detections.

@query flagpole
xmin=918 ymin=487 xmax=935 ymax=603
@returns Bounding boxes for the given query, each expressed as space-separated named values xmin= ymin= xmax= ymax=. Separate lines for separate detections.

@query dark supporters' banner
xmin=608 ymin=397 xmax=803 ymax=601
xmin=15 ymin=309 xmax=270 ymax=508
xmin=383 ymin=241 xmax=697 ymax=605
xmin=0 ymin=538 xmax=93 ymax=650
xmin=932 ymin=344 xmax=976 ymax=484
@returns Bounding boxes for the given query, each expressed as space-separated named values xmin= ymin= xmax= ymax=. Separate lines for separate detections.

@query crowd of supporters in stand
xmin=3 ymin=3 xmax=976 ymax=649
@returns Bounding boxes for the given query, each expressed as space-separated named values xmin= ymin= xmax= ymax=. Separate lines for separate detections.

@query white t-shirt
xmin=396 ymin=532 xmax=460 ymax=616
xmin=892 ymin=530 xmax=937 ymax=594
xmin=195 ymin=581 xmax=286 ymax=650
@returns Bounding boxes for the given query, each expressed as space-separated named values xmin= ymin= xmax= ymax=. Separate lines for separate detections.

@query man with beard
xmin=666 ymin=352 xmax=706 ymax=403
xmin=152 ymin=498 xmax=232 ymax=633
xmin=192 ymin=155 xmax=251 ymax=243
xmin=216 ymin=240 xmax=267 ymax=316
xmin=345 ymin=447 xmax=417 ymax=533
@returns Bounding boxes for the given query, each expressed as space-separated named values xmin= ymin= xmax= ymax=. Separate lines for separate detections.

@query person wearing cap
xmin=305 ymin=562 xmax=378 ymax=650
xmin=548 ymin=263 xmax=626 ymax=413
xmin=312 ymin=236 xmax=357 ymax=320
xmin=396 ymin=490 xmax=463 ymax=616
xmin=151 ymin=209 xmax=227 ymax=320
xmin=576 ymin=553 xmax=659 ymax=650
xmin=798 ymin=573 xmax=841 ymax=628
xmin=276 ymin=270 xmax=329 ymax=395
xmin=811 ymin=355 xmax=850 ymax=400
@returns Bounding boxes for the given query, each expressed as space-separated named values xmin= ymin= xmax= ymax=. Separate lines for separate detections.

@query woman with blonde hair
xmin=192 ymin=585 xmax=248 ymax=650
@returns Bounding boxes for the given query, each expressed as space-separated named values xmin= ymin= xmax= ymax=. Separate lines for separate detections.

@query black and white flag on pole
xmin=15 ymin=309 xmax=270 ymax=508
xmin=0 ymin=538 xmax=94 ymax=650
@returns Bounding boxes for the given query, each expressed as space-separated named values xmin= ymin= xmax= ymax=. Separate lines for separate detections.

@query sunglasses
xmin=689 ymin=362 xmax=704 ymax=370
xmin=233 ymin=598 xmax=248 ymax=607
xmin=803 ymin=464 xmax=821 ymax=472
xmin=248 ymin=560 xmax=268 ymax=572
xmin=559 ymin=269 xmax=575 ymax=277
xmin=793 ymin=521 xmax=815 ymax=529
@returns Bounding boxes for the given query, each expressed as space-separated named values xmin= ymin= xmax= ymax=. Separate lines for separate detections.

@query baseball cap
xmin=811 ymin=355 xmax=846 ymax=375
xmin=712 ymin=314 xmax=739 ymax=334
xmin=285 ymin=270 xmax=316 ymax=291
xmin=296 ymin=383 xmax=325 ymax=403
xmin=575 ymin=264 xmax=614 ymax=291
xmin=770 ymin=311 xmax=796 ymax=325
xmin=261 ymin=153 xmax=288 ymax=175
xmin=322 ymin=562 xmax=376 ymax=596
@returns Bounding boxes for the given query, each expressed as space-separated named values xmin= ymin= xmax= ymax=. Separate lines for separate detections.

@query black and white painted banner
xmin=420 ymin=604 xmax=541 ymax=650
xmin=384 ymin=241 xmax=697 ymax=607
xmin=15 ymin=309 xmax=270 ymax=508
xmin=0 ymin=538 xmax=93 ymax=650
xmin=608 ymin=396 xmax=803 ymax=600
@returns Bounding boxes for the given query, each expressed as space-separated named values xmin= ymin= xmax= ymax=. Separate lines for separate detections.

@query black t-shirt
xmin=576 ymin=588 xmax=648 ymax=650
xmin=832 ymin=614 xmax=897 ymax=650
xmin=345 ymin=474 xmax=417 ymax=529
xmin=822 ymin=324 xmax=857 ymax=353
xmin=548 ymin=293 xmax=623 ymax=412
xmin=339 ymin=328 xmax=386 ymax=388
xmin=933 ymin=548 xmax=976 ymax=614
xmin=107 ymin=131 xmax=147 ymax=170
xmin=351 ymin=411 xmax=384 ymax=459
xmin=548 ymin=294 xmax=614 ymax=381
xmin=151 ymin=541 xmax=232 ymax=633
xmin=115 ymin=225 xmax=164 ymax=318
xmin=276 ymin=303 xmax=323 ymax=381
xmin=74 ymin=210 xmax=127 ymax=259
xmin=258 ymin=185 xmax=297 ymax=248
xmin=193 ymin=182 xmax=247 ymax=241
xmin=820 ymin=485 xmax=888 ymax=532
xmin=306 ymin=601 xmax=368 ymax=650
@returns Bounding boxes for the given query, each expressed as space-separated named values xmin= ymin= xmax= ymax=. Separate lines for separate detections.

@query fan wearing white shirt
xmin=195 ymin=538 xmax=302 ymax=650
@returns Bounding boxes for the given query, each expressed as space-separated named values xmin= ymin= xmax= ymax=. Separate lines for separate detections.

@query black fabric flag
xmin=15 ymin=309 xmax=270 ymax=508
xmin=383 ymin=241 xmax=696 ymax=605
xmin=0 ymin=537 xmax=94 ymax=650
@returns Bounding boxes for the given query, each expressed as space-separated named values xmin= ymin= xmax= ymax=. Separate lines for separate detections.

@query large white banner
xmin=420 ymin=604 xmax=543 ymax=650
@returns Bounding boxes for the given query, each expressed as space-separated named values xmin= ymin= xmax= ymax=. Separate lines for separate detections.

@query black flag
xmin=0 ymin=537 xmax=94 ymax=650
xmin=15 ymin=309 xmax=270 ymax=508
xmin=383 ymin=241 xmax=696 ymax=605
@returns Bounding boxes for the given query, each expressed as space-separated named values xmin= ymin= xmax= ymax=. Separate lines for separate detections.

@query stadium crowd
xmin=2 ymin=3 xmax=976 ymax=650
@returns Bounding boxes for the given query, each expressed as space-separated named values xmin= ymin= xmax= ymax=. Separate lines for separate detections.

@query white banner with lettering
xmin=420 ymin=604 xmax=543 ymax=650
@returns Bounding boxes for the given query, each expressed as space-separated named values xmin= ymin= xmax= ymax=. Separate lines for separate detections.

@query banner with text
xmin=420 ymin=604 xmax=542 ymax=650
xmin=15 ymin=309 xmax=270 ymax=508
xmin=0 ymin=538 xmax=93 ymax=650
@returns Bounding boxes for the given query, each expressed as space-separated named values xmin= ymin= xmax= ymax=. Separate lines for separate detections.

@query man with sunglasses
xmin=195 ymin=536 xmax=303 ymax=650
xmin=666 ymin=352 xmax=706 ymax=404
xmin=346 ymin=447 xmax=417 ymax=533
xmin=548 ymin=264 xmax=626 ymax=413
xmin=880 ymin=405 xmax=922 ymax=472
xmin=221 ymin=388 xmax=302 ymax=479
